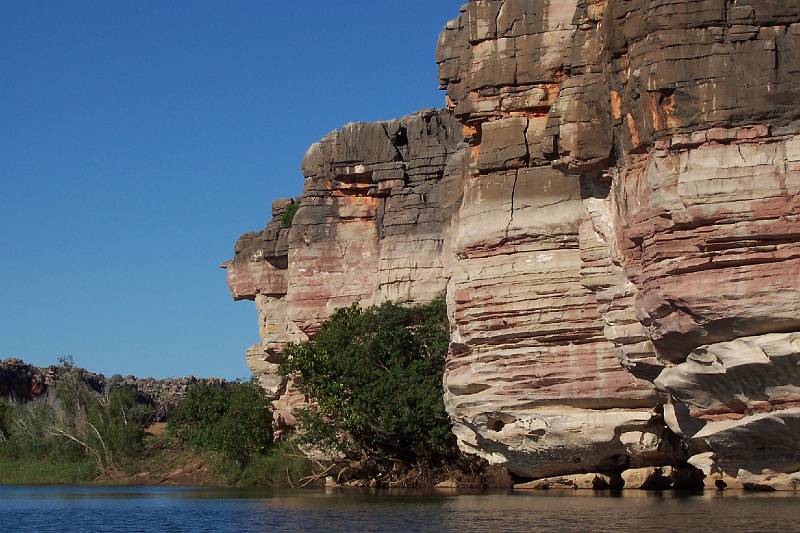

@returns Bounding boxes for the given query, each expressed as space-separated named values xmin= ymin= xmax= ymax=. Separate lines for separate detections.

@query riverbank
xmin=0 ymin=430 xmax=325 ymax=488
xmin=0 ymin=439 xmax=219 ymax=487
xmin=0 ymin=439 xmax=500 ymax=490
xmin=0 ymin=456 xmax=95 ymax=485
xmin=4 ymin=444 xmax=799 ymax=493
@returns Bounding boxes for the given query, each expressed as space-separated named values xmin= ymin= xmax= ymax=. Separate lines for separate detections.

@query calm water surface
xmin=1 ymin=485 xmax=799 ymax=532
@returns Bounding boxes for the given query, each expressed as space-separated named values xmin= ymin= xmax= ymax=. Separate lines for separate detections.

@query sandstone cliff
xmin=226 ymin=0 xmax=800 ymax=489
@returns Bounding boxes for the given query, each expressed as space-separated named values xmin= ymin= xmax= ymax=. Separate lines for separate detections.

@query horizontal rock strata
xmin=227 ymin=0 xmax=800 ymax=486
xmin=225 ymin=109 xmax=464 ymax=429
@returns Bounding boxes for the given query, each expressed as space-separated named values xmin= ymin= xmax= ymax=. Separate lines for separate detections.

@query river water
xmin=1 ymin=486 xmax=798 ymax=532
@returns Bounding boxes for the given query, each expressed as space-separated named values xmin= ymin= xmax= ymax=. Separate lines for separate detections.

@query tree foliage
xmin=280 ymin=296 xmax=456 ymax=466
xmin=168 ymin=379 xmax=273 ymax=465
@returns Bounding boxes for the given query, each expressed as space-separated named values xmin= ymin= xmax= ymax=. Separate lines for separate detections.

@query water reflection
xmin=1 ymin=485 xmax=798 ymax=532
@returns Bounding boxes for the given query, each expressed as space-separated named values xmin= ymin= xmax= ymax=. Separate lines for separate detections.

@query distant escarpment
xmin=0 ymin=358 xmax=215 ymax=422
xmin=226 ymin=0 xmax=800 ymax=490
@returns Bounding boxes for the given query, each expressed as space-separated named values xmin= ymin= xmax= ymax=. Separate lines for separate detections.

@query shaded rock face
xmin=0 ymin=359 xmax=48 ymax=401
xmin=227 ymin=0 xmax=800 ymax=483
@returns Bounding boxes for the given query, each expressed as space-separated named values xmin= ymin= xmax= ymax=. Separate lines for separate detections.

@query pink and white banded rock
xmin=226 ymin=0 xmax=800 ymax=483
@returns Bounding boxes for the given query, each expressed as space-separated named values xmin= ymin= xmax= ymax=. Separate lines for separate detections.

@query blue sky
xmin=0 ymin=1 xmax=464 ymax=379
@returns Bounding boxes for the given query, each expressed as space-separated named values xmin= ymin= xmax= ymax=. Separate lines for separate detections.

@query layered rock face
xmin=227 ymin=0 xmax=800 ymax=486
xmin=437 ymin=0 xmax=671 ymax=478
xmin=224 ymin=109 xmax=464 ymax=429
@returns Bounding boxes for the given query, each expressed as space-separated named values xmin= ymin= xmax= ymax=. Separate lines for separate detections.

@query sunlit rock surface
xmin=224 ymin=109 xmax=464 ymax=432
xmin=226 ymin=0 xmax=800 ymax=484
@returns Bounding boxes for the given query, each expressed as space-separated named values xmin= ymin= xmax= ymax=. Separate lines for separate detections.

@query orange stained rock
xmin=626 ymin=113 xmax=641 ymax=150
xmin=610 ymin=90 xmax=622 ymax=120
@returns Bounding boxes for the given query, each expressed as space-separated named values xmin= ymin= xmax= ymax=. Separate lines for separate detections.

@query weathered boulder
xmin=515 ymin=473 xmax=612 ymax=490
xmin=687 ymin=452 xmax=742 ymax=490
xmin=621 ymin=466 xmax=677 ymax=490
xmin=737 ymin=470 xmax=800 ymax=492
xmin=656 ymin=334 xmax=800 ymax=476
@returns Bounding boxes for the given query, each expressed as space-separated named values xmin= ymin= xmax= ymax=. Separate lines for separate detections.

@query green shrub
xmin=225 ymin=441 xmax=314 ymax=487
xmin=280 ymin=296 xmax=456 ymax=466
xmin=88 ymin=386 xmax=149 ymax=461
xmin=51 ymin=361 xmax=150 ymax=468
xmin=6 ymin=396 xmax=85 ymax=463
xmin=280 ymin=201 xmax=300 ymax=228
xmin=6 ymin=397 xmax=74 ymax=460
xmin=3 ymin=360 xmax=150 ymax=470
xmin=168 ymin=380 xmax=273 ymax=465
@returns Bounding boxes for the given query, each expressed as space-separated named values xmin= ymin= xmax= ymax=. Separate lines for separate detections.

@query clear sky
xmin=0 ymin=1 xmax=465 ymax=379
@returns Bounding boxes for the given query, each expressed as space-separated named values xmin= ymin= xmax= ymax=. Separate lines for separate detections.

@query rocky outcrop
xmin=657 ymin=333 xmax=800 ymax=475
xmin=437 ymin=0 xmax=673 ymax=479
xmin=0 ymin=359 xmax=215 ymax=421
xmin=515 ymin=472 xmax=612 ymax=490
xmin=226 ymin=0 xmax=800 ymax=487
xmin=0 ymin=359 xmax=48 ymax=401
xmin=224 ymin=109 xmax=464 ymax=429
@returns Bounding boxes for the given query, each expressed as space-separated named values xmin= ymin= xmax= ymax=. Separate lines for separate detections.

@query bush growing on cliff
xmin=168 ymin=379 xmax=273 ymax=465
xmin=281 ymin=201 xmax=300 ymax=228
xmin=280 ymin=296 xmax=456 ymax=467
